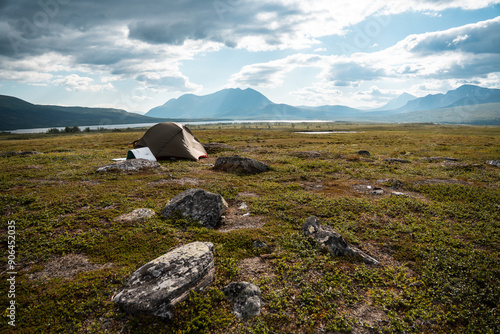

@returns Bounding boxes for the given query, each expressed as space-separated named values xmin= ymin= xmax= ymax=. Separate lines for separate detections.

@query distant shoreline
xmin=6 ymin=120 xmax=335 ymax=134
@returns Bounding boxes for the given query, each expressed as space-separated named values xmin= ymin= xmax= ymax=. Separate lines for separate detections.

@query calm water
xmin=7 ymin=120 xmax=333 ymax=134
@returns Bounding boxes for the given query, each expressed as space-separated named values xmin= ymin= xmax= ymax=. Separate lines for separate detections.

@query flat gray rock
xmin=486 ymin=160 xmax=500 ymax=167
xmin=213 ymin=155 xmax=268 ymax=174
xmin=112 ymin=242 xmax=215 ymax=319
xmin=114 ymin=208 xmax=156 ymax=223
xmin=303 ymin=216 xmax=379 ymax=265
xmin=96 ymin=159 xmax=160 ymax=172
xmin=223 ymin=282 xmax=262 ymax=319
xmin=161 ymin=188 xmax=228 ymax=229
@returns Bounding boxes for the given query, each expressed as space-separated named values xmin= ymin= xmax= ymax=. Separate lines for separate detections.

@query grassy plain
xmin=1 ymin=123 xmax=499 ymax=333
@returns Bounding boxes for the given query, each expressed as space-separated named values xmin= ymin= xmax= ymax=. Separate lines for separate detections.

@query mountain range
xmin=1 ymin=84 xmax=500 ymax=130
xmin=145 ymin=85 xmax=500 ymax=124
xmin=151 ymin=85 xmax=500 ymax=124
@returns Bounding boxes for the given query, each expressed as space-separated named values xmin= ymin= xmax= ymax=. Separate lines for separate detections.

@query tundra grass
xmin=0 ymin=124 xmax=499 ymax=333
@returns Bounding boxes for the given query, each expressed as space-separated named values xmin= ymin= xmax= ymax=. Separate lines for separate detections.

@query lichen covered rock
xmin=161 ymin=188 xmax=228 ymax=228
xmin=303 ymin=216 xmax=379 ymax=265
xmin=96 ymin=159 xmax=160 ymax=172
xmin=112 ymin=242 xmax=215 ymax=319
xmin=223 ymin=282 xmax=262 ymax=319
xmin=114 ymin=208 xmax=156 ymax=223
xmin=213 ymin=155 xmax=268 ymax=174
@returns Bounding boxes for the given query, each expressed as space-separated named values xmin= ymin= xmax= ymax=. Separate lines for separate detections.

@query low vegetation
xmin=1 ymin=123 xmax=499 ymax=333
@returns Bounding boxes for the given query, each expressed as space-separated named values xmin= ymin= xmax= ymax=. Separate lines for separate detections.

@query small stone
xmin=253 ymin=240 xmax=267 ymax=249
xmin=391 ymin=192 xmax=408 ymax=197
xmin=223 ymin=282 xmax=262 ymax=319
xmin=357 ymin=150 xmax=371 ymax=157
xmin=114 ymin=208 xmax=156 ymax=223
xmin=371 ymin=187 xmax=384 ymax=195
xmin=486 ymin=160 xmax=500 ymax=167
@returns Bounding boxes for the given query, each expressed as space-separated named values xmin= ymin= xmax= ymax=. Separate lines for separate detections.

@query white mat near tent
xmin=127 ymin=147 xmax=157 ymax=161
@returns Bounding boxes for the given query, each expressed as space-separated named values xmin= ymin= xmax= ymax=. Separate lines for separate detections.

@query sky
xmin=1 ymin=0 xmax=500 ymax=113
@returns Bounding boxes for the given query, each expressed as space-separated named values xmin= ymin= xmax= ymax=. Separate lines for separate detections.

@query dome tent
xmin=133 ymin=122 xmax=207 ymax=161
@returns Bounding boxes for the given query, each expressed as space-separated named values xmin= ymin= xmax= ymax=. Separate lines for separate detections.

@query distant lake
xmin=7 ymin=123 xmax=159 ymax=134
xmin=7 ymin=120 xmax=333 ymax=134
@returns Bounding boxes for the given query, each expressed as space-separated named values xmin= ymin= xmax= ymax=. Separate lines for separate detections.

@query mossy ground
xmin=1 ymin=123 xmax=499 ymax=333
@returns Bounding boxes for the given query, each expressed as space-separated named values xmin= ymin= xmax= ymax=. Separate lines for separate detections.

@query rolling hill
xmin=0 ymin=95 xmax=171 ymax=131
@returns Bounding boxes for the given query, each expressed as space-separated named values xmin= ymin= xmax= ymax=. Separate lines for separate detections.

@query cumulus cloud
xmin=401 ymin=16 xmax=500 ymax=55
xmin=229 ymin=14 xmax=500 ymax=107
xmin=0 ymin=0 xmax=499 ymax=101
xmin=290 ymin=82 xmax=344 ymax=106
xmin=323 ymin=61 xmax=386 ymax=85
xmin=341 ymin=16 xmax=500 ymax=81
xmin=52 ymin=74 xmax=115 ymax=92
xmin=230 ymin=53 xmax=323 ymax=87
xmin=3 ymin=0 xmax=498 ymax=56
xmin=136 ymin=73 xmax=202 ymax=92
xmin=374 ymin=16 xmax=500 ymax=81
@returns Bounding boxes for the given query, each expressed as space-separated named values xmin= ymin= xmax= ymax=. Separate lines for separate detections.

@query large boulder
xmin=112 ymin=242 xmax=215 ymax=319
xmin=161 ymin=188 xmax=228 ymax=228
xmin=223 ymin=282 xmax=262 ymax=319
xmin=213 ymin=155 xmax=268 ymax=174
xmin=96 ymin=159 xmax=160 ymax=172
xmin=303 ymin=216 xmax=379 ymax=265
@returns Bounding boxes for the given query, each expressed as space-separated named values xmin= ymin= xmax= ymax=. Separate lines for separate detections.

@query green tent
xmin=133 ymin=122 xmax=208 ymax=161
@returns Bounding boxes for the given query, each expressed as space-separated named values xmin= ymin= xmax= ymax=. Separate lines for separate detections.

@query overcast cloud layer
xmin=1 ymin=0 xmax=499 ymax=111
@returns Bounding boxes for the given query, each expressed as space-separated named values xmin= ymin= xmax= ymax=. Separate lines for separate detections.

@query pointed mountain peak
xmin=399 ymin=92 xmax=417 ymax=99
xmin=145 ymin=87 xmax=272 ymax=118
xmin=375 ymin=92 xmax=417 ymax=111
